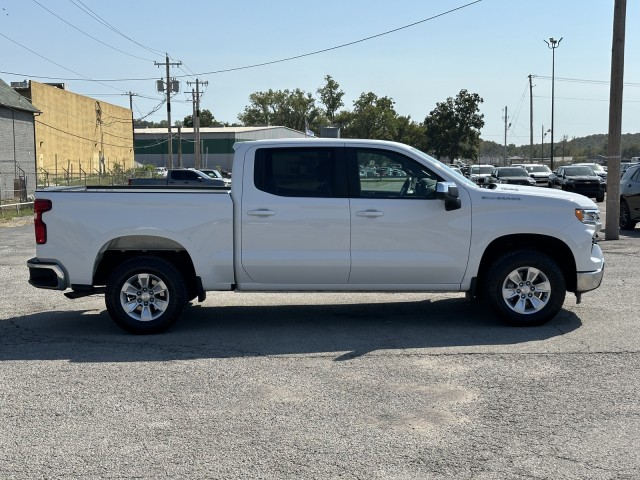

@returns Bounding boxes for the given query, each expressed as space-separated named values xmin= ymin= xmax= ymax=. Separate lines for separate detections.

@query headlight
xmin=575 ymin=208 xmax=600 ymax=225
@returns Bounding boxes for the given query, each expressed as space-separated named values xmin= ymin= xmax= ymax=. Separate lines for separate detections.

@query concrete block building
xmin=0 ymin=78 xmax=39 ymax=200
xmin=12 ymin=80 xmax=134 ymax=178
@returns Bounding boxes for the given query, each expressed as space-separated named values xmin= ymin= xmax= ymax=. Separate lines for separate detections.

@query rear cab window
xmin=254 ymin=147 xmax=347 ymax=197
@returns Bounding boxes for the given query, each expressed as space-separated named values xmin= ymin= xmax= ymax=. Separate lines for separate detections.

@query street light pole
xmin=544 ymin=37 xmax=562 ymax=170
xmin=541 ymin=126 xmax=550 ymax=164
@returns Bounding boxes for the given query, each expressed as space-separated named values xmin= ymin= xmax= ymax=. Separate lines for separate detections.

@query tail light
xmin=34 ymin=199 xmax=52 ymax=244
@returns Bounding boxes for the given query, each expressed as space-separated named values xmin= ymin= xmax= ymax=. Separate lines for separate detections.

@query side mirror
xmin=436 ymin=182 xmax=461 ymax=211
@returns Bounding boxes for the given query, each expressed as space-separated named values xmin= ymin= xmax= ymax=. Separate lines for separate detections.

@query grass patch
xmin=0 ymin=204 xmax=34 ymax=224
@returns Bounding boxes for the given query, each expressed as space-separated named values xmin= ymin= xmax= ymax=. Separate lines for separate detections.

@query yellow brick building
xmin=14 ymin=81 xmax=134 ymax=176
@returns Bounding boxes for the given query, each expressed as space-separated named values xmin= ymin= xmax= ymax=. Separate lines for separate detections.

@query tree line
xmin=135 ymin=75 xmax=485 ymax=162
xmin=481 ymin=132 xmax=640 ymax=163
xmin=135 ymin=74 xmax=640 ymax=163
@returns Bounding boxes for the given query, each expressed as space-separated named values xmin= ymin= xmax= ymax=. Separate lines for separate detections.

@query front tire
xmin=105 ymin=257 xmax=187 ymax=334
xmin=483 ymin=250 xmax=566 ymax=326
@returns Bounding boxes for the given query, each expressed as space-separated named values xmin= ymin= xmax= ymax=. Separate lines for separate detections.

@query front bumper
xmin=575 ymin=244 xmax=605 ymax=293
xmin=27 ymin=257 xmax=67 ymax=290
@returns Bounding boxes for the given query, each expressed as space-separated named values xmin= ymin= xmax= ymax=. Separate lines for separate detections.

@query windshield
xmin=498 ymin=168 xmax=527 ymax=177
xmin=564 ymin=166 xmax=596 ymax=176
xmin=576 ymin=163 xmax=604 ymax=173
xmin=409 ymin=147 xmax=475 ymax=186
xmin=525 ymin=165 xmax=551 ymax=173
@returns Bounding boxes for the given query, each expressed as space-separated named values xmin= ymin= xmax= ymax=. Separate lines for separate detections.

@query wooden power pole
xmin=605 ymin=0 xmax=626 ymax=240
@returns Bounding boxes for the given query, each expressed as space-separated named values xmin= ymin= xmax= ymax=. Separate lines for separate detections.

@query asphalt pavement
xmin=0 ymin=210 xmax=638 ymax=479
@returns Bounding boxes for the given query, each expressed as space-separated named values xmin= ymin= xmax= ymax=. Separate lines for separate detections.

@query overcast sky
xmin=1 ymin=0 xmax=637 ymax=146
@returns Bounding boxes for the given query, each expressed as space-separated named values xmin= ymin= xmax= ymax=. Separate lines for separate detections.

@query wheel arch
xmin=476 ymin=234 xmax=577 ymax=293
xmin=93 ymin=235 xmax=201 ymax=300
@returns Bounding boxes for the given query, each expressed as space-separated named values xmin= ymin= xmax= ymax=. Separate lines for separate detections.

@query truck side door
xmin=347 ymin=147 xmax=471 ymax=286
xmin=239 ymin=146 xmax=351 ymax=285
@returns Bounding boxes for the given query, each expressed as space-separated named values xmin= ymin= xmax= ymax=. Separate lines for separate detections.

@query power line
xmin=35 ymin=119 xmax=132 ymax=147
xmin=32 ymin=0 xmax=155 ymax=62
xmin=2 ymin=1 xmax=483 ymax=83
xmin=0 ymin=32 xmax=125 ymax=93
xmin=534 ymin=75 xmax=640 ymax=87
xmin=68 ymin=0 xmax=164 ymax=57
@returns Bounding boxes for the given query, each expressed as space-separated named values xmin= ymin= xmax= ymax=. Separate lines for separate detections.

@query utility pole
xmin=155 ymin=54 xmax=181 ymax=169
xmin=605 ymin=0 xmax=627 ymax=240
xmin=528 ymin=75 xmax=534 ymax=162
xmin=187 ymin=79 xmax=208 ymax=169
xmin=503 ymin=107 xmax=511 ymax=166
xmin=545 ymin=37 xmax=562 ymax=171
xmin=95 ymin=101 xmax=104 ymax=174
xmin=126 ymin=91 xmax=138 ymax=156
xmin=177 ymin=126 xmax=183 ymax=167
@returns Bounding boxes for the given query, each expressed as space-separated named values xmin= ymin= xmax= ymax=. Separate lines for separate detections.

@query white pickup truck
xmin=27 ymin=139 xmax=604 ymax=334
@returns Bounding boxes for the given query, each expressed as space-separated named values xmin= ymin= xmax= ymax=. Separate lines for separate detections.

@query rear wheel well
xmin=94 ymin=250 xmax=200 ymax=300
xmin=476 ymin=234 xmax=576 ymax=293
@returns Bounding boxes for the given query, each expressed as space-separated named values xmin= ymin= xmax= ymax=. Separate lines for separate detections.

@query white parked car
xmin=467 ymin=164 xmax=495 ymax=185
xmin=523 ymin=164 xmax=553 ymax=186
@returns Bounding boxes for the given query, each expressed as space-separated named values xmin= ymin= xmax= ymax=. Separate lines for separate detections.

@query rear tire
xmin=105 ymin=256 xmax=187 ymax=334
xmin=596 ymin=193 xmax=605 ymax=203
xmin=483 ymin=250 xmax=565 ymax=326
xmin=620 ymin=200 xmax=637 ymax=230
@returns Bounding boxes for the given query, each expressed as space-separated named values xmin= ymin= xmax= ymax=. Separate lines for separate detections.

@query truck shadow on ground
xmin=0 ymin=297 xmax=582 ymax=363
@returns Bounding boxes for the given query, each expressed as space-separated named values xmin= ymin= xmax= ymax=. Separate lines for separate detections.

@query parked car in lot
xmin=574 ymin=163 xmax=607 ymax=180
xmin=548 ymin=165 xmax=605 ymax=202
xmin=194 ymin=168 xmax=232 ymax=186
xmin=523 ymin=164 xmax=553 ymax=186
xmin=620 ymin=163 xmax=640 ymax=230
xmin=449 ymin=165 xmax=463 ymax=176
xmin=621 ymin=162 xmax=639 ymax=178
xmin=129 ymin=168 xmax=228 ymax=187
xmin=487 ymin=167 xmax=537 ymax=186
xmin=467 ymin=164 xmax=495 ymax=186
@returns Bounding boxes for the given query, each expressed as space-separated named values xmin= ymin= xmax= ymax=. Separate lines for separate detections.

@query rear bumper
xmin=27 ymin=257 xmax=67 ymax=290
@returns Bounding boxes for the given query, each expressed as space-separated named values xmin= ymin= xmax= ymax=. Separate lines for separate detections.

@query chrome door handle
xmin=247 ymin=209 xmax=276 ymax=216
xmin=355 ymin=210 xmax=384 ymax=217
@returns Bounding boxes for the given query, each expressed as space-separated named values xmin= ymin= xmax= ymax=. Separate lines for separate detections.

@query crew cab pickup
xmin=548 ymin=165 xmax=606 ymax=202
xmin=27 ymin=139 xmax=605 ymax=334
xmin=128 ymin=168 xmax=228 ymax=187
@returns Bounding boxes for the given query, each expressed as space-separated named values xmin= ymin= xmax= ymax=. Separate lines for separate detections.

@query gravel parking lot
xmin=1 ymin=208 xmax=639 ymax=479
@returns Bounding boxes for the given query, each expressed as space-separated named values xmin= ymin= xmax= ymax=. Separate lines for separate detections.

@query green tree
xmin=423 ymin=89 xmax=485 ymax=161
xmin=622 ymin=144 xmax=640 ymax=159
xmin=395 ymin=115 xmax=427 ymax=151
xmin=342 ymin=92 xmax=398 ymax=140
xmin=317 ymin=75 xmax=344 ymax=124
xmin=133 ymin=119 xmax=170 ymax=128
xmin=238 ymin=88 xmax=322 ymax=132
xmin=183 ymin=109 xmax=220 ymax=127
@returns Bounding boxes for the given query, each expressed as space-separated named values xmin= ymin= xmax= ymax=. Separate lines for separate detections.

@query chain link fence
xmin=0 ymin=164 xmax=161 ymax=216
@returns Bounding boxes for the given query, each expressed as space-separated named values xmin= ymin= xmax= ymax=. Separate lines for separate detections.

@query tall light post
xmin=541 ymin=126 xmax=550 ymax=163
xmin=544 ymin=37 xmax=562 ymax=171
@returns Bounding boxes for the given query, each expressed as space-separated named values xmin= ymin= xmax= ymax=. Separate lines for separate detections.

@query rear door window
xmin=254 ymin=147 xmax=347 ymax=197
